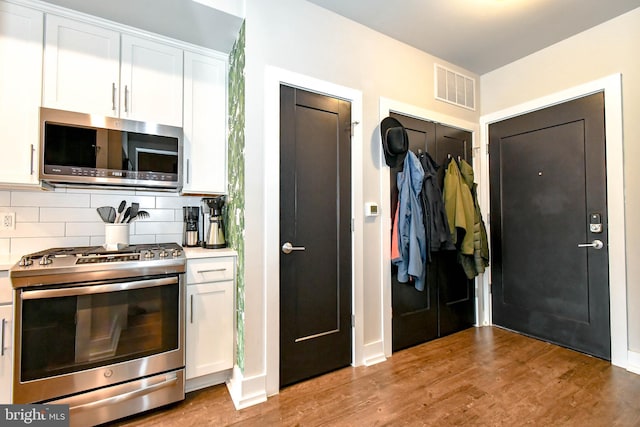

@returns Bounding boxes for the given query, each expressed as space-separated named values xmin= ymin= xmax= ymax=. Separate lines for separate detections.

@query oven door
xmin=13 ymin=275 xmax=185 ymax=404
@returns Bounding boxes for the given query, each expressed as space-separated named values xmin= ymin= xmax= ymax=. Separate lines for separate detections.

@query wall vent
xmin=435 ymin=64 xmax=475 ymax=110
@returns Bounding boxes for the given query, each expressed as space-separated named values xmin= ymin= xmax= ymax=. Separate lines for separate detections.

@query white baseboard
xmin=362 ymin=339 xmax=387 ymax=366
xmin=185 ymin=369 xmax=232 ymax=393
xmin=626 ymin=350 xmax=640 ymax=375
xmin=226 ymin=365 xmax=268 ymax=409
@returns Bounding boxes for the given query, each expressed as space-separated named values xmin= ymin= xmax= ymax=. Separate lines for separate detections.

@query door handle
xmin=282 ymin=242 xmax=305 ymax=254
xmin=577 ymin=239 xmax=604 ymax=249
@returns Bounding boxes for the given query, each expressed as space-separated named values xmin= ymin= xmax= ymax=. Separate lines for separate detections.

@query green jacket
xmin=444 ymin=159 xmax=490 ymax=279
xmin=458 ymin=159 xmax=490 ymax=279
xmin=444 ymin=159 xmax=475 ymax=256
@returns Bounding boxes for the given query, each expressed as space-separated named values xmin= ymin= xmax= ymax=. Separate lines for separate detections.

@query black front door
xmin=489 ymin=92 xmax=610 ymax=360
xmin=279 ymin=85 xmax=352 ymax=387
xmin=390 ymin=113 xmax=474 ymax=352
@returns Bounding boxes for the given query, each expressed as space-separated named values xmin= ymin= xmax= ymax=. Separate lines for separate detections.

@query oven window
xmin=20 ymin=282 xmax=179 ymax=382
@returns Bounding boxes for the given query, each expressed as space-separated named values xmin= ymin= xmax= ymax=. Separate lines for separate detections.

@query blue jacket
xmin=393 ymin=151 xmax=427 ymax=291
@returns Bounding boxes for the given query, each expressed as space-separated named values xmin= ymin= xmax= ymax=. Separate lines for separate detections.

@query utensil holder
xmin=104 ymin=224 xmax=130 ymax=250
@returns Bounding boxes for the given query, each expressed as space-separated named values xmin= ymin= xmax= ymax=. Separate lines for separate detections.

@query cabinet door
xmin=121 ymin=35 xmax=183 ymax=127
xmin=0 ymin=2 xmax=42 ymax=185
xmin=0 ymin=305 xmax=12 ymax=404
xmin=43 ymin=15 xmax=120 ymax=117
xmin=182 ymin=51 xmax=227 ymax=194
xmin=185 ymin=281 xmax=234 ymax=379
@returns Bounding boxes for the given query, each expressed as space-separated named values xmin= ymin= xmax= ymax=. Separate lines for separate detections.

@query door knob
xmin=282 ymin=242 xmax=305 ymax=254
xmin=577 ymin=239 xmax=604 ymax=249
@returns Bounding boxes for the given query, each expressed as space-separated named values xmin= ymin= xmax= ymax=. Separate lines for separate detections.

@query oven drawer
xmin=49 ymin=369 xmax=184 ymax=427
xmin=186 ymin=257 xmax=235 ymax=284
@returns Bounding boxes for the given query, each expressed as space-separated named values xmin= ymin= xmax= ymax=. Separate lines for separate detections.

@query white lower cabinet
xmin=185 ymin=255 xmax=235 ymax=392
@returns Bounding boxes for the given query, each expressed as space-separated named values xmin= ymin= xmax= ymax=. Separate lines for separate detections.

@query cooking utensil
xmin=121 ymin=206 xmax=131 ymax=224
xmin=115 ymin=200 xmax=126 ymax=223
xmin=129 ymin=210 xmax=149 ymax=222
xmin=127 ymin=203 xmax=140 ymax=223
xmin=97 ymin=206 xmax=115 ymax=223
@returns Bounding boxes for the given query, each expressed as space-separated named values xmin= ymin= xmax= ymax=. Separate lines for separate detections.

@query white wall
xmin=481 ymin=8 xmax=640 ymax=351
xmin=241 ymin=0 xmax=480 ymax=398
xmin=0 ymin=188 xmax=202 ymax=256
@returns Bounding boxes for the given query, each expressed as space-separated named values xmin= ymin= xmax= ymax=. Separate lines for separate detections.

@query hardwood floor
xmin=111 ymin=327 xmax=640 ymax=426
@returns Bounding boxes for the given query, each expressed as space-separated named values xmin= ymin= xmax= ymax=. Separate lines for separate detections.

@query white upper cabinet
xmin=43 ymin=15 xmax=184 ymax=127
xmin=43 ymin=15 xmax=120 ymax=118
xmin=0 ymin=1 xmax=43 ymax=186
xmin=120 ymin=35 xmax=183 ymax=127
xmin=182 ymin=51 xmax=228 ymax=194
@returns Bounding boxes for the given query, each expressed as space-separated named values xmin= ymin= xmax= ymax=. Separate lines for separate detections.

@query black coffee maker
xmin=183 ymin=206 xmax=200 ymax=247
xmin=202 ymin=196 xmax=226 ymax=249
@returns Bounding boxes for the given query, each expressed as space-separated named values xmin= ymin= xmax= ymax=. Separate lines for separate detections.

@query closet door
xmin=390 ymin=114 xmax=438 ymax=352
xmin=433 ymin=123 xmax=475 ymax=337
xmin=390 ymin=114 xmax=474 ymax=351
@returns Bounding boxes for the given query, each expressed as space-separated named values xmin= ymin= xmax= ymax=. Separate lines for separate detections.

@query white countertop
xmin=184 ymin=246 xmax=237 ymax=259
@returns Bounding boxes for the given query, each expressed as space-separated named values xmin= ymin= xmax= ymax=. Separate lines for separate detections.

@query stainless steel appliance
xmin=183 ymin=206 xmax=200 ymax=247
xmin=40 ymin=107 xmax=183 ymax=191
xmin=202 ymin=196 xmax=226 ymax=249
xmin=10 ymin=243 xmax=186 ymax=427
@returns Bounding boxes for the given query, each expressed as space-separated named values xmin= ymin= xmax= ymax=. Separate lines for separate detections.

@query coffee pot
xmin=182 ymin=206 xmax=200 ymax=247
xmin=202 ymin=196 xmax=226 ymax=249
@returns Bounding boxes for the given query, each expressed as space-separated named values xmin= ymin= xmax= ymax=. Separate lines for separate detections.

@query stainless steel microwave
xmin=39 ymin=108 xmax=183 ymax=191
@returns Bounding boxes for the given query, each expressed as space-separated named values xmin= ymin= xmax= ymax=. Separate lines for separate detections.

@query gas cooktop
xmin=10 ymin=243 xmax=186 ymax=288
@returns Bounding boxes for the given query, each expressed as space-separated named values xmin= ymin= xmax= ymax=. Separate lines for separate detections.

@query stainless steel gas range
xmin=10 ymin=243 xmax=186 ymax=427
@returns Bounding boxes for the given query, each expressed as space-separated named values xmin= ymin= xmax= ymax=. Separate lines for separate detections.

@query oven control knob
xmin=104 ymin=369 xmax=113 ymax=378
xmin=39 ymin=255 xmax=53 ymax=266
xmin=143 ymin=250 xmax=155 ymax=259
xmin=172 ymin=249 xmax=182 ymax=257
xmin=18 ymin=256 xmax=33 ymax=266
xmin=159 ymin=250 xmax=168 ymax=258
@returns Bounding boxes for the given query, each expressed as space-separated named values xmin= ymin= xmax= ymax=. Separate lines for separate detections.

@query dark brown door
xmin=489 ymin=92 xmax=610 ymax=360
xmin=279 ymin=85 xmax=352 ymax=387
xmin=390 ymin=113 xmax=474 ymax=352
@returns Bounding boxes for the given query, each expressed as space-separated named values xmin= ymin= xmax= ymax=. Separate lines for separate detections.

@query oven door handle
xmin=21 ymin=276 xmax=178 ymax=300
xmin=65 ymin=373 xmax=179 ymax=414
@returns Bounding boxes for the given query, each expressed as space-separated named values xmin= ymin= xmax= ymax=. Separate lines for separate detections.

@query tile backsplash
xmin=0 ymin=187 xmax=203 ymax=257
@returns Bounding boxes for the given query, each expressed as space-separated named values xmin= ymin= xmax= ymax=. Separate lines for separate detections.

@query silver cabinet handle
xmin=124 ymin=85 xmax=129 ymax=113
xmin=197 ymin=268 xmax=226 ymax=274
xmin=577 ymin=239 xmax=604 ymax=249
xmin=190 ymin=294 xmax=194 ymax=324
xmin=29 ymin=144 xmax=35 ymax=175
xmin=1 ymin=318 xmax=5 ymax=357
xmin=112 ymin=82 xmax=117 ymax=111
xmin=282 ymin=242 xmax=305 ymax=254
xmin=186 ymin=158 xmax=190 ymax=184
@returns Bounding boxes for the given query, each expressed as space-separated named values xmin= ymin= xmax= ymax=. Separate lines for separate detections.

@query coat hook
xmin=350 ymin=121 xmax=360 ymax=137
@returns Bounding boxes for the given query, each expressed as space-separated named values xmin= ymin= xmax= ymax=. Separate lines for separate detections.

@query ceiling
xmin=305 ymin=0 xmax=640 ymax=74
